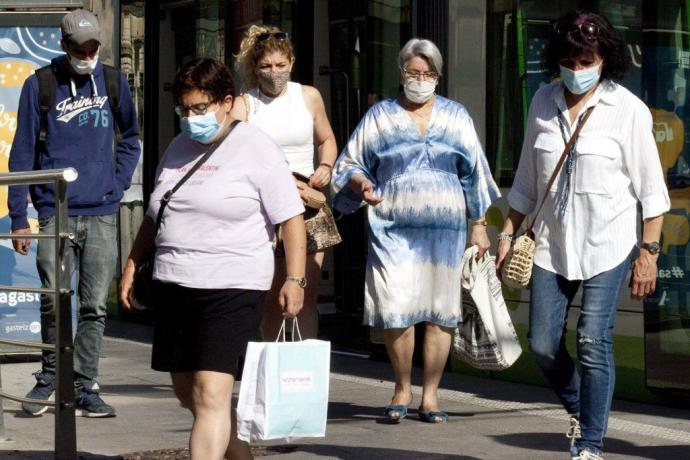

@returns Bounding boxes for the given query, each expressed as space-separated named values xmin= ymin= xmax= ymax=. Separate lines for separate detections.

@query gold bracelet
xmin=471 ymin=218 xmax=487 ymax=226
xmin=319 ymin=163 xmax=333 ymax=169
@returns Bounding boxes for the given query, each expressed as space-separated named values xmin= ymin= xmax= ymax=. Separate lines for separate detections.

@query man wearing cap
xmin=8 ymin=9 xmax=140 ymax=417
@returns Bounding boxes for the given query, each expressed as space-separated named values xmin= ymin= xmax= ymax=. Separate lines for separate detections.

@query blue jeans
xmin=36 ymin=214 xmax=118 ymax=389
xmin=528 ymin=249 xmax=635 ymax=455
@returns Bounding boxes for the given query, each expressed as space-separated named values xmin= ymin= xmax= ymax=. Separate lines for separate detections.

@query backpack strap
xmin=102 ymin=64 xmax=121 ymax=116
xmin=35 ymin=66 xmax=56 ymax=147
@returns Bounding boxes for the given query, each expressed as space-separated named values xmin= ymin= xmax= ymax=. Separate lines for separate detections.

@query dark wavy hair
xmin=544 ymin=10 xmax=629 ymax=82
xmin=172 ymin=58 xmax=236 ymax=103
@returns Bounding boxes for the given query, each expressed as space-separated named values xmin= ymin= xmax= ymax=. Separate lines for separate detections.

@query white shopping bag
xmin=237 ymin=319 xmax=330 ymax=442
xmin=453 ymin=245 xmax=522 ymax=370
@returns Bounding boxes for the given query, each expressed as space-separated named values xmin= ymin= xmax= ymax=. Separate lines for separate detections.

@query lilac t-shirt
xmin=146 ymin=122 xmax=304 ymax=290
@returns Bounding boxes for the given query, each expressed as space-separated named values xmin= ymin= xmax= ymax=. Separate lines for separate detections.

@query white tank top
xmin=246 ymin=82 xmax=315 ymax=177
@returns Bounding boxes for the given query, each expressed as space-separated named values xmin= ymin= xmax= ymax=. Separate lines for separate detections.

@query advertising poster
xmin=0 ymin=26 xmax=75 ymax=346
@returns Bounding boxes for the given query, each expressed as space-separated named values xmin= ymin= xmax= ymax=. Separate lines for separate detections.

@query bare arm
xmin=119 ymin=216 xmax=157 ymax=310
xmin=631 ymin=215 xmax=664 ymax=300
xmin=278 ymin=214 xmax=307 ymax=317
xmin=229 ymin=93 xmax=249 ymax=122
xmin=303 ymin=86 xmax=337 ymax=189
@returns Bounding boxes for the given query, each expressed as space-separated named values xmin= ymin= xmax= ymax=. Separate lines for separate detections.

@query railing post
xmin=0 ymin=366 xmax=8 ymax=443
xmin=53 ymin=178 xmax=76 ymax=460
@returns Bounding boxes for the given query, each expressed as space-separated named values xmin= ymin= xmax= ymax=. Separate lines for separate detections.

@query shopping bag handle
xmin=275 ymin=318 xmax=303 ymax=342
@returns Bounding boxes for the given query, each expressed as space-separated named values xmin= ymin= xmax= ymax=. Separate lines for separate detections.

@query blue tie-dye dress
xmin=331 ymin=96 xmax=500 ymax=329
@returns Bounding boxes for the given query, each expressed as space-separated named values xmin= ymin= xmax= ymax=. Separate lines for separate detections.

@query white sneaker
xmin=566 ymin=415 xmax=581 ymax=449
xmin=571 ymin=449 xmax=603 ymax=460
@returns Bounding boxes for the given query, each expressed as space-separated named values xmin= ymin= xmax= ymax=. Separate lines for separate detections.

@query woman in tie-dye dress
xmin=332 ymin=38 xmax=500 ymax=424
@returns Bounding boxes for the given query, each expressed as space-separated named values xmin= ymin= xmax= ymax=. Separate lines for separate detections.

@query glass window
xmin=196 ymin=0 xmax=226 ymax=62
xmin=120 ymin=1 xmax=145 ymax=205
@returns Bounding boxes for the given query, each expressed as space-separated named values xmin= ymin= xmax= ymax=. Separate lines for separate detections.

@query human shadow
xmin=96 ymin=383 xmax=175 ymax=399
xmin=0 ymin=450 xmax=121 ymax=460
xmin=330 ymin=354 xmax=690 ymax=422
xmin=293 ymin=443 xmax=481 ymax=459
xmin=491 ymin=432 xmax=690 ymax=459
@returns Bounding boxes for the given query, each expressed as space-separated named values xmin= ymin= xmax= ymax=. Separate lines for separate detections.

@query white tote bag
xmin=237 ymin=319 xmax=330 ymax=443
xmin=453 ymin=245 xmax=522 ymax=370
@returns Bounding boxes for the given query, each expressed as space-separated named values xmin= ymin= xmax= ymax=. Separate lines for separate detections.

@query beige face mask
xmin=257 ymin=69 xmax=290 ymax=95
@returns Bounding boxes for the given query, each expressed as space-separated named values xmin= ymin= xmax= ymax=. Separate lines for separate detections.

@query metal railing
xmin=0 ymin=168 xmax=78 ymax=460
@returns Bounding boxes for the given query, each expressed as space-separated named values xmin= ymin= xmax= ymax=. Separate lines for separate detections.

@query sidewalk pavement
xmin=1 ymin=320 xmax=689 ymax=460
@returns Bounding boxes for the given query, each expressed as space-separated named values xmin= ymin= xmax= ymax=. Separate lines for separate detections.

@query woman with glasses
xmin=120 ymin=58 xmax=306 ymax=460
xmin=495 ymin=11 xmax=669 ymax=460
xmin=231 ymin=25 xmax=340 ymax=341
xmin=331 ymin=38 xmax=500 ymax=424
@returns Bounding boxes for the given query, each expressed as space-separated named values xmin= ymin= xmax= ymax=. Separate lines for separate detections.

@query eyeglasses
xmin=402 ymin=69 xmax=439 ymax=81
xmin=555 ymin=22 xmax=599 ymax=41
xmin=256 ymin=32 xmax=288 ymax=43
xmin=174 ymin=101 xmax=216 ymax=117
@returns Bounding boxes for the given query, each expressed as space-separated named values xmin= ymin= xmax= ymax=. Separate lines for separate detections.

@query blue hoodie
xmin=8 ymin=56 xmax=141 ymax=230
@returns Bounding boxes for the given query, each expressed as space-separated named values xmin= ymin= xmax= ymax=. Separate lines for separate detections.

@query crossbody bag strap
xmin=526 ymin=105 xmax=594 ymax=234
xmin=154 ymin=119 xmax=240 ymax=230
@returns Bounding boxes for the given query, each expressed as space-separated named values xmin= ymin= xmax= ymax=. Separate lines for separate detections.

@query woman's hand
xmin=294 ymin=181 xmax=310 ymax=205
xmin=631 ymin=250 xmax=658 ymax=300
xmin=279 ymin=281 xmax=304 ymax=317
xmin=309 ymin=164 xmax=332 ymax=189
xmin=470 ymin=224 xmax=491 ymax=259
xmin=495 ymin=239 xmax=512 ymax=280
xmin=347 ymin=174 xmax=381 ymax=206
xmin=359 ymin=180 xmax=382 ymax=206
xmin=119 ymin=259 xmax=137 ymax=310
xmin=119 ymin=216 xmax=157 ymax=311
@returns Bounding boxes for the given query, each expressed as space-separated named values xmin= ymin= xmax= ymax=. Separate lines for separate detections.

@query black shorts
xmin=151 ymin=281 xmax=266 ymax=376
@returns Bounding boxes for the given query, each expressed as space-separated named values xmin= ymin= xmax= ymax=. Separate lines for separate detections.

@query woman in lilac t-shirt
xmin=119 ymin=58 xmax=306 ymax=460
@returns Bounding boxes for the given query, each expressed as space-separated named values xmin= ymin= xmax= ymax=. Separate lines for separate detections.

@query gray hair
xmin=398 ymin=38 xmax=443 ymax=75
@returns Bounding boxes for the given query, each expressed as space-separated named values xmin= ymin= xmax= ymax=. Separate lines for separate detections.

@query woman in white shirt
xmin=120 ymin=58 xmax=306 ymax=460
xmin=231 ymin=25 xmax=340 ymax=341
xmin=495 ymin=11 xmax=669 ymax=460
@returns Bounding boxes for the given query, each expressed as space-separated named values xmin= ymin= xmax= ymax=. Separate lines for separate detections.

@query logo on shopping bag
xmin=280 ymin=371 xmax=314 ymax=393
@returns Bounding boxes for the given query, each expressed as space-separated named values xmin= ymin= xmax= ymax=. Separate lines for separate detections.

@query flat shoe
xmin=418 ymin=409 xmax=448 ymax=423
xmin=383 ymin=404 xmax=408 ymax=422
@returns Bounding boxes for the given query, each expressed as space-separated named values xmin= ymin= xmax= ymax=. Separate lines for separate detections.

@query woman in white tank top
xmin=232 ymin=25 xmax=341 ymax=340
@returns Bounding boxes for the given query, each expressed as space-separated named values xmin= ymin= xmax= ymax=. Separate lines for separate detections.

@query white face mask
xmin=404 ymin=79 xmax=436 ymax=104
xmin=69 ymin=52 xmax=99 ymax=75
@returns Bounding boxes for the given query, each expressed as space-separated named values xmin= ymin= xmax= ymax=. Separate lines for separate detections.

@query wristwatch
xmin=640 ymin=241 xmax=661 ymax=255
xmin=286 ymin=276 xmax=308 ymax=288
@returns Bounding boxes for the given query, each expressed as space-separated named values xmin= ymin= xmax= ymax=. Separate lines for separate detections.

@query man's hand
xmin=11 ymin=227 xmax=32 ymax=255
xmin=119 ymin=259 xmax=137 ymax=310
xmin=278 ymin=281 xmax=304 ymax=318
xmin=631 ymin=250 xmax=658 ymax=300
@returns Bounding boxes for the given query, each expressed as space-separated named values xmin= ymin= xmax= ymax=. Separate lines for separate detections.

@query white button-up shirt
xmin=507 ymin=81 xmax=670 ymax=280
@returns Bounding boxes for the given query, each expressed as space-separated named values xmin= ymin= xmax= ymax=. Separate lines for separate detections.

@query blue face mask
xmin=559 ymin=63 xmax=601 ymax=95
xmin=179 ymin=108 xmax=224 ymax=143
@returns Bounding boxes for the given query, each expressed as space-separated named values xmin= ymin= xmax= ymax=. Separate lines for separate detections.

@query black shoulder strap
xmin=102 ymin=64 xmax=121 ymax=115
xmin=35 ymin=66 xmax=56 ymax=146
xmin=154 ymin=120 xmax=241 ymax=230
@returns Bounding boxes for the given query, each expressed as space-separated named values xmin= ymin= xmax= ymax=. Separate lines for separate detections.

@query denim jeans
xmin=528 ymin=248 xmax=635 ymax=456
xmin=36 ymin=214 xmax=118 ymax=389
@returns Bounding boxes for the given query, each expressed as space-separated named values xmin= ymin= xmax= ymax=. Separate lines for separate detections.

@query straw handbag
xmin=502 ymin=106 xmax=594 ymax=289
